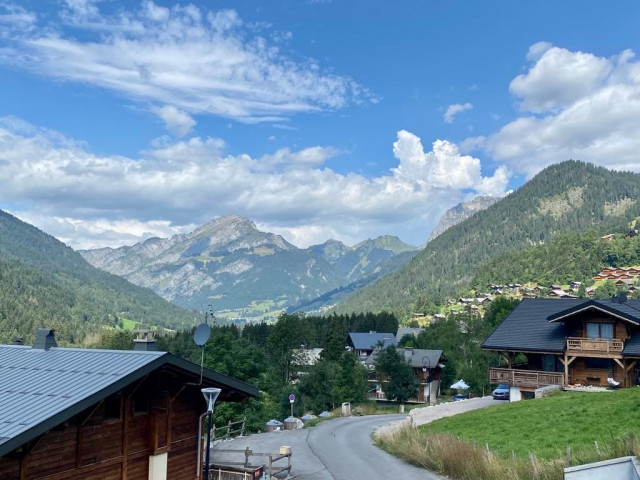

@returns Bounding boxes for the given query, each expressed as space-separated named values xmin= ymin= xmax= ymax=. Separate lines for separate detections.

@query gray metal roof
xmin=482 ymin=298 xmax=640 ymax=355
xmin=348 ymin=332 xmax=397 ymax=351
xmin=396 ymin=327 xmax=424 ymax=340
xmin=0 ymin=345 xmax=259 ymax=457
xmin=365 ymin=347 xmax=442 ymax=368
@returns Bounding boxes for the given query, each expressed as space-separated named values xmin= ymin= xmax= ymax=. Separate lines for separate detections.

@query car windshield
xmin=497 ymin=385 xmax=509 ymax=390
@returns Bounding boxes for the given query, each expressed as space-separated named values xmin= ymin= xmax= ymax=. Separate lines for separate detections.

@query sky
xmin=1 ymin=1 xmax=640 ymax=250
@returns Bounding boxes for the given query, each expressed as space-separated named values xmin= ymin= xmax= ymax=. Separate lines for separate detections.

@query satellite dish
xmin=194 ymin=323 xmax=211 ymax=347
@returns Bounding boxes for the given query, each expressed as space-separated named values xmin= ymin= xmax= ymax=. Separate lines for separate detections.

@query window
xmin=586 ymin=322 xmax=614 ymax=339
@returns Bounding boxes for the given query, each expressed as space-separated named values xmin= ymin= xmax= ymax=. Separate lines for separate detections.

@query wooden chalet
xmin=365 ymin=348 xmax=443 ymax=405
xmin=0 ymin=329 xmax=259 ymax=480
xmin=482 ymin=299 xmax=640 ymax=397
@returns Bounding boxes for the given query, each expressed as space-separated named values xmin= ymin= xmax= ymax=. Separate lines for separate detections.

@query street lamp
xmin=202 ymin=388 xmax=221 ymax=480
xmin=422 ymin=356 xmax=431 ymax=405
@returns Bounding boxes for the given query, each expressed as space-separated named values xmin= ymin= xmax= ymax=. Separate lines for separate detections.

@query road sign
xmin=289 ymin=394 xmax=295 ymax=403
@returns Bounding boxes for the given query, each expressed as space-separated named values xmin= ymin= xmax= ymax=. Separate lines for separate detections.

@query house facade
xmin=482 ymin=298 xmax=640 ymax=398
xmin=365 ymin=348 xmax=443 ymax=405
xmin=0 ymin=329 xmax=259 ymax=480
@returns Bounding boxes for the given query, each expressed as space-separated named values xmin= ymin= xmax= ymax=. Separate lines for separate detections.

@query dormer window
xmin=586 ymin=322 xmax=613 ymax=339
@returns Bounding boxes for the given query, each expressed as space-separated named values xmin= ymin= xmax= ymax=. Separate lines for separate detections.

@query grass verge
xmin=376 ymin=389 xmax=640 ymax=480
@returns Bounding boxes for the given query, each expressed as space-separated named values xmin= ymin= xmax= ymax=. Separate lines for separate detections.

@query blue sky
xmin=1 ymin=1 xmax=640 ymax=249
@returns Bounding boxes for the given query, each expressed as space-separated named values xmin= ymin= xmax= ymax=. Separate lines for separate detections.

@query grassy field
xmin=377 ymin=389 xmax=640 ymax=480
xmin=424 ymin=389 xmax=640 ymax=459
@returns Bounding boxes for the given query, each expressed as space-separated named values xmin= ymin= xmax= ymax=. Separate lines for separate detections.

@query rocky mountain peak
xmin=428 ymin=195 xmax=500 ymax=242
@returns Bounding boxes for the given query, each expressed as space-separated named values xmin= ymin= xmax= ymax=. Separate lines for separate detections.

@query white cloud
xmin=510 ymin=45 xmax=611 ymax=113
xmin=154 ymin=105 xmax=196 ymax=137
xmin=0 ymin=118 xmax=508 ymax=249
xmin=488 ymin=44 xmax=640 ymax=176
xmin=444 ymin=102 xmax=473 ymax=123
xmin=0 ymin=1 xmax=372 ymax=129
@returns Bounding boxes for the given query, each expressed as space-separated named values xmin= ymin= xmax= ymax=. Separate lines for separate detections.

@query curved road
xmin=213 ymin=398 xmax=499 ymax=479
xmin=305 ymin=414 xmax=443 ymax=479
xmin=213 ymin=414 xmax=443 ymax=479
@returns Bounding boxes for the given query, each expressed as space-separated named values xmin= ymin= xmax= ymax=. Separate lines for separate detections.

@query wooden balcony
xmin=490 ymin=367 xmax=564 ymax=388
xmin=566 ymin=337 xmax=624 ymax=355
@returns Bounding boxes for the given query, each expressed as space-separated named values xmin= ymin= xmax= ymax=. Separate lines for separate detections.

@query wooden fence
xmin=212 ymin=417 xmax=246 ymax=441
xmin=210 ymin=447 xmax=292 ymax=479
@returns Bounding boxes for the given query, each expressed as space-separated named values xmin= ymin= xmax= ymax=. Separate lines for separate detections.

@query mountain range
xmin=334 ymin=161 xmax=640 ymax=318
xmin=80 ymin=216 xmax=419 ymax=319
xmin=0 ymin=210 xmax=196 ymax=345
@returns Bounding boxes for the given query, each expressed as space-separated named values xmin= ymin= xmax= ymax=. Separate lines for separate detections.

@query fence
xmin=212 ymin=417 xmax=246 ymax=441
xmin=210 ymin=447 xmax=292 ymax=479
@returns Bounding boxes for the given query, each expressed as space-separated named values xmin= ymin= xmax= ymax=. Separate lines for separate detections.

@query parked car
xmin=452 ymin=393 xmax=467 ymax=401
xmin=492 ymin=384 xmax=510 ymax=400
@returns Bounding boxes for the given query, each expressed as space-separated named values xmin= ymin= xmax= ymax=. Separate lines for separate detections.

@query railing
xmin=490 ymin=368 xmax=564 ymax=388
xmin=210 ymin=447 xmax=291 ymax=479
xmin=212 ymin=417 xmax=246 ymax=441
xmin=566 ymin=337 xmax=624 ymax=353
xmin=366 ymin=391 xmax=425 ymax=403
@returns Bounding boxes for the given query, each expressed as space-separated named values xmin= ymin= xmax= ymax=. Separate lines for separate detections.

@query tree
xmin=320 ymin=317 xmax=346 ymax=362
xmin=266 ymin=313 xmax=316 ymax=387
xmin=333 ymin=352 xmax=369 ymax=404
xmin=374 ymin=346 xmax=418 ymax=404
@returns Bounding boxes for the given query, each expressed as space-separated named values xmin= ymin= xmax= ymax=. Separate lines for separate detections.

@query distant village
xmin=412 ymin=265 xmax=640 ymax=327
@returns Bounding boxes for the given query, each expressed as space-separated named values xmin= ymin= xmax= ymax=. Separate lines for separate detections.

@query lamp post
xmin=202 ymin=388 xmax=221 ymax=480
xmin=421 ymin=356 xmax=431 ymax=405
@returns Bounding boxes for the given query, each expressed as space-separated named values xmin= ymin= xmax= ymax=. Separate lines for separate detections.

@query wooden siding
xmin=0 ymin=367 xmax=211 ymax=480
xmin=569 ymin=359 xmax=625 ymax=387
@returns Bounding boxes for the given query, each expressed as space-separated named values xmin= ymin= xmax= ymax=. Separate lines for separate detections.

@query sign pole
xmin=289 ymin=394 xmax=295 ymax=418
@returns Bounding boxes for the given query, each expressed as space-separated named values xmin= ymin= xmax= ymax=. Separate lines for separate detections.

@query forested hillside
xmin=472 ymin=231 xmax=640 ymax=288
xmin=0 ymin=210 xmax=197 ymax=345
xmin=335 ymin=161 xmax=640 ymax=318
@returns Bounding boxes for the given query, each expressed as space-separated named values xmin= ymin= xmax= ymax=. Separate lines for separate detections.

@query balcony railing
xmin=490 ymin=367 xmax=564 ymax=388
xmin=566 ymin=337 xmax=624 ymax=354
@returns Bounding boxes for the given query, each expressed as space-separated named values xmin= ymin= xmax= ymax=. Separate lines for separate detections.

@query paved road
xmin=213 ymin=414 xmax=444 ymax=479
xmin=213 ymin=398 xmax=502 ymax=479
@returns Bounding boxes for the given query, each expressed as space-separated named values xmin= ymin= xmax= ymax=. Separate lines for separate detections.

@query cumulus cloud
xmin=0 ymin=119 xmax=508 ymax=249
xmin=0 ymin=1 xmax=372 ymax=129
xmin=488 ymin=44 xmax=640 ymax=176
xmin=154 ymin=105 xmax=196 ymax=137
xmin=510 ymin=44 xmax=611 ymax=112
xmin=444 ymin=102 xmax=473 ymax=123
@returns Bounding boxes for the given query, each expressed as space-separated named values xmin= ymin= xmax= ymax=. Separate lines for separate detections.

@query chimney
xmin=133 ymin=330 xmax=157 ymax=352
xmin=32 ymin=329 xmax=57 ymax=350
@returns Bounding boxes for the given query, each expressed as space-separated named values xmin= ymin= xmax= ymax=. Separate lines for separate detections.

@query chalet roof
xmin=482 ymin=299 xmax=578 ymax=353
xmin=365 ymin=347 xmax=442 ymax=368
xmin=0 ymin=345 xmax=259 ymax=457
xmin=547 ymin=299 xmax=640 ymax=325
xmin=348 ymin=332 xmax=397 ymax=351
xmin=396 ymin=327 xmax=424 ymax=340
xmin=482 ymin=299 xmax=640 ymax=354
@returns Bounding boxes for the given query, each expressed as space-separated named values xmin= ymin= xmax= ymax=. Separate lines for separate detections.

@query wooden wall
xmin=0 ymin=368 xmax=211 ymax=480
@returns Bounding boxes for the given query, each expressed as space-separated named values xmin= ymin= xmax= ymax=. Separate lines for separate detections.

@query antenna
xmin=192 ymin=305 xmax=215 ymax=385
xmin=194 ymin=323 xmax=211 ymax=347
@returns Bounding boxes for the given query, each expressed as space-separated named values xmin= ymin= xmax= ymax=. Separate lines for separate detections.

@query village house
xmin=346 ymin=332 xmax=397 ymax=361
xmin=364 ymin=347 xmax=443 ymax=405
xmin=0 ymin=329 xmax=259 ymax=480
xmin=482 ymin=298 xmax=640 ymax=400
